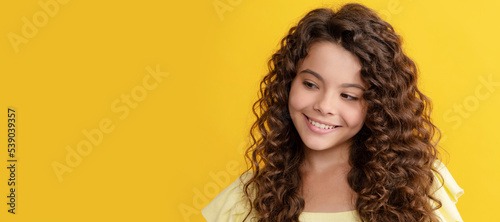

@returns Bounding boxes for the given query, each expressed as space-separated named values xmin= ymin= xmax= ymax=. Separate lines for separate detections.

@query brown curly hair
xmin=240 ymin=3 xmax=443 ymax=222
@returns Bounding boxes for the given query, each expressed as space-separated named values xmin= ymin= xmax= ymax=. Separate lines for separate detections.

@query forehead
xmin=297 ymin=41 xmax=364 ymax=87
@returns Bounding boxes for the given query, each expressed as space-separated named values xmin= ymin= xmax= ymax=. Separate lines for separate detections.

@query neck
xmin=300 ymin=141 xmax=352 ymax=174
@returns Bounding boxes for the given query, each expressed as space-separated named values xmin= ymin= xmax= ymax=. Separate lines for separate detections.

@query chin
xmin=301 ymin=139 xmax=334 ymax=151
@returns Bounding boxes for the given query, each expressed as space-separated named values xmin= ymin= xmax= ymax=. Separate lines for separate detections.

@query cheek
xmin=288 ymin=83 xmax=309 ymax=111
xmin=289 ymin=93 xmax=302 ymax=111
xmin=342 ymin=104 xmax=367 ymax=126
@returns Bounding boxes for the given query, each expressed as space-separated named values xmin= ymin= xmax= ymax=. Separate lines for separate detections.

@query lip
xmin=304 ymin=114 xmax=341 ymax=134
xmin=305 ymin=115 xmax=338 ymax=126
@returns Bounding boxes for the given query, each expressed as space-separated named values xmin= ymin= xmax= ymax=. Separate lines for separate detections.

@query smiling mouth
xmin=305 ymin=115 xmax=341 ymax=130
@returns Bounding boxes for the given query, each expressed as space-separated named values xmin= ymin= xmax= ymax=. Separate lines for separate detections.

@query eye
xmin=341 ymin=93 xmax=358 ymax=101
xmin=302 ymin=81 xmax=318 ymax=89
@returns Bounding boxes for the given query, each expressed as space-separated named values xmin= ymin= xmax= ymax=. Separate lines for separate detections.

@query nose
xmin=313 ymin=93 xmax=338 ymax=116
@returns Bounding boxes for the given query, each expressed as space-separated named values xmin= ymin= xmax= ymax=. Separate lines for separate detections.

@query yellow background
xmin=1 ymin=0 xmax=498 ymax=221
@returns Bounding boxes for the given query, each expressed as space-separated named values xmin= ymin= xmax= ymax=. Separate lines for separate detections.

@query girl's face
xmin=288 ymin=41 xmax=368 ymax=152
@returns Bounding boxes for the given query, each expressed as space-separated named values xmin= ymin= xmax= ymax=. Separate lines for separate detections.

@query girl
xmin=202 ymin=2 xmax=463 ymax=222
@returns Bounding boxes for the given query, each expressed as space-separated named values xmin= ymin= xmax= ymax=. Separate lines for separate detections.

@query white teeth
xmin=308 ymin=118 xmax=337 ymax=129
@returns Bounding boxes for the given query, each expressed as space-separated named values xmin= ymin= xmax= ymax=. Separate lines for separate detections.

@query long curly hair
xmin=240 ymin=3 xmax=443 ymax=221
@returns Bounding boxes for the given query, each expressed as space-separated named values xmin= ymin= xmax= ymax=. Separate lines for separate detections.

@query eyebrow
xmin=299 ymin=69 xmax=366 ymax=91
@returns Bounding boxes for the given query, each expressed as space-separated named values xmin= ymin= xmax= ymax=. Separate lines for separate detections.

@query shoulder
xmin=201 ymin=170 xmax=257 ymax=222
xmin=431 ymin=160 xmax=465 ymax=222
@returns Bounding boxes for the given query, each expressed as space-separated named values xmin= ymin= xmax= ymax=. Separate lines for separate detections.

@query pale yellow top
xmin=201 ymin=160 xmax=464 ymax=222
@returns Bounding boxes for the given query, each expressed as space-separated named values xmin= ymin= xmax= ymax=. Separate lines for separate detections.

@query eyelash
xmin=303 ymin=81 xmax=317 ymax=89
xmin=302 ymin=81 xmax=359 ymax=101
xmin=341 ymin=93 xmax=358 ymax=100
